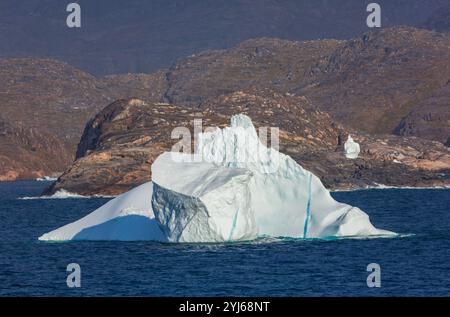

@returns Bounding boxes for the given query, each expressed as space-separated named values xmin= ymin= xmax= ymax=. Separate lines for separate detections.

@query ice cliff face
xmin=40 ymin=114 xmax=393 ymax=242
xmin=151 ymin=153 xmax=258 ymax=242
xmin=151 ymin=115 xmax=393 ymax=242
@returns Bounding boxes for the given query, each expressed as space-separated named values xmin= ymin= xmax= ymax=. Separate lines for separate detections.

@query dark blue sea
xmin=0 ymin=181 xmax=449 ymax=296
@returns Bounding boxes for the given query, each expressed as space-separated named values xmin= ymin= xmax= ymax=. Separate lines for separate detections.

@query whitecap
xmin=20 ymin=189 xmax=115 ymax=200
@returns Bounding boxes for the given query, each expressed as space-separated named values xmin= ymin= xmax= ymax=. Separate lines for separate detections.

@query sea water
xmin=0 ymin=181 xmax=449 ymax=296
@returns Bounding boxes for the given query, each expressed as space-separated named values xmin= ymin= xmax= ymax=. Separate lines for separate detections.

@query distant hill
xmin=0 ymin=58 xmax=163 ymax=179
xmin=161 ymin=28 xmax=450 ymax=144
xmin=0 ymin=58 xmax=111 ymax=149
xmin=162 ymin=38 xmax=341 ymax=105
xmin=0 ymin=0 xmax=449 ymax=75
xmin=298 ymin=27 xmax=450 ymax=142
xmin=0 ymin=58 xmax=164 ymax=148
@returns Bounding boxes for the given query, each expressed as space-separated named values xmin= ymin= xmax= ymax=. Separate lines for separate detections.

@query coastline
xmin=2 ymin=179 xmax=448 ymax=200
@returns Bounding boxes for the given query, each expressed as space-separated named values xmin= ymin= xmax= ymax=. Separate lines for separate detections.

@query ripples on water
xmin=0 ymin=181 xmax=449 ymax=296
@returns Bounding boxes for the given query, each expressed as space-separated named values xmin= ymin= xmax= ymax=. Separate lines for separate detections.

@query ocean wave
xmin=333 ymin=184 xmax=450 ymax=192
xmin=35 ymin=176 xmax=58 ymax=182
xmin=19 ymin=189 xmax=115 ymax=200
xmin=180 ymin=233 xmax=414 ymax=249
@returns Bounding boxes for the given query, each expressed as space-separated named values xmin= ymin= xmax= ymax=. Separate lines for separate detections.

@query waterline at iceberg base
xmin=39 ymin=114 xmax=394 ymax=242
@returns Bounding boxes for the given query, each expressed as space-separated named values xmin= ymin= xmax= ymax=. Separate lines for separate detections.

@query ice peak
xmin=230 ymin=114 xmax=255 ymax=130
xmin=196 ymin=114 xmax=279 ymax=173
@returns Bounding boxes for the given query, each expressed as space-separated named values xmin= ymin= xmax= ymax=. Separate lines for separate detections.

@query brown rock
xmin=0 ymin=58 xmax=167 ymax=179
xmin=0 ymin=117 xmax=70 ymax=180
xmin=45 ymin=95 xmax=449 ymax=196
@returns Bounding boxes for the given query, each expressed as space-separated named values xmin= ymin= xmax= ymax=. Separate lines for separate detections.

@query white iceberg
xmin=39 ymin=114 xmax=394 ymax=242
xmin=344 ymin=135 xmax=360 ymax=159
xmin=151 ymin=115 xmax=393 ymax=242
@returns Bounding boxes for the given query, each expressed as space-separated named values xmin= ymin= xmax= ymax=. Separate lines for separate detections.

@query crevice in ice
xmin=303 ymin=173 xmax=313 ymax=239
xmin=227 ymin=208 xmax=240 ymax=241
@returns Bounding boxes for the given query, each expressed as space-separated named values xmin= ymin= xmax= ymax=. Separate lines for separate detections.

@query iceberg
xmin=344 ymin=135 xmax=360 ymax=159
xmin=39 ymin=114 xmax=394 ymax=242
xmin=151 ymin=115 xmax=393 ymax=242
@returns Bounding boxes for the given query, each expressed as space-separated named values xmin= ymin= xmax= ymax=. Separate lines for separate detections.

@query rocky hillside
xmin=44 ymin=99 xmax=221 ymax=196
xmin=0 ymin=58 xmax=110 ymax=149
xmin=161 ymin=28 xmax=450 ymax=144
xmin=0 ymin=117 xmax=70 ymax=180
xmin=1 ymin=0 xmax=448 ymax=75
xmin=0 ymin=58 xmax=165 ymax=180
xmin=1 ymin=27 xmax=449 ymax=182
xmin=45 ymin=95 xmax=449 ymax=196
xmin=299 ymin=27 xmax=450 ymax=143
xmin=0 ymin=58 xmax=164 ymax=148
xmin=163 ymin=38 xmax=340 ymax=105
xmin=395 ymin=85 xmax=450 ymax=145
xmin=45 ymin=92 xmax=343 ymax=195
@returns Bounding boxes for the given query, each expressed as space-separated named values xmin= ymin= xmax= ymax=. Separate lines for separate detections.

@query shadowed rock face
xmin=45 ymin=96 xmax=449 ymax=196
xmin=298 ymin=28 xmax=450 ymax=140
xmin=395 ymin=85 xmax=450 ymax=144
xmin=44 ymin=98 xmax=219 ymax=196
xmin=0 ymin=117 xmax=70 ymax=180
